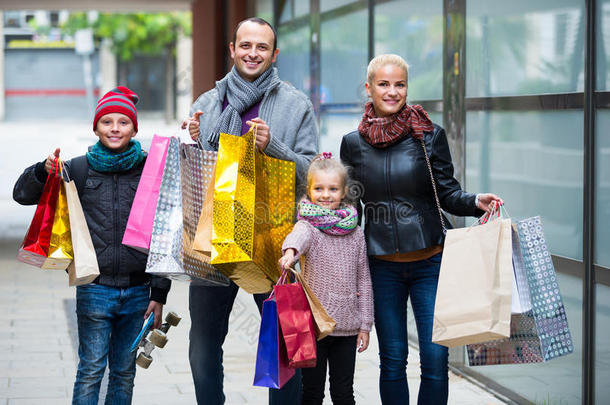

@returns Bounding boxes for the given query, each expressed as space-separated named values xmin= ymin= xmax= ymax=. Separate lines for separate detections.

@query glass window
xmin=596 ymin=283 xmax=610 ymax=402
xmin=597 ymin=0 xmax=610 ymax=90
xmin=375 ymin=0 xmax=443 ymax=101
xmin=466 ymin=110 xmax=584 ymax=260
xmin=320 ymin=111 xmax=361 ymax=157
xmin=466 ymin=0 xmax=585 ymax=97
xmin=321 ymin=0 xmax=357 ymax=13
xmin=255 ymin=0 xmax=273 ymax=22
xmin=320 ymin=9 xmax=368 ymax=104
xmin=595 ymin=111 xmax=610 ymax=267
xmin=276 ymin=25 xmax=311 ymax=96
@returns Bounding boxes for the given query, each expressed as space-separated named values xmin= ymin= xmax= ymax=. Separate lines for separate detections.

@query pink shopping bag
xmin=122 ymin=134 xmax=170 ymax=252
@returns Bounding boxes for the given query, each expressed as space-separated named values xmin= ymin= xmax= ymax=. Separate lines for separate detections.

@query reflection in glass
xmin=597 ymin=0 xmax=610 ymax=90
xmin=321 ymin=9 xmax=368 ymax=104
xmin=595 ymin=112 xmax=610 ymax=267
xmin=375 ymin=0 xmax=443 ymax=101
xmin=466 ymin=110 xmax=583 ymax=260
xmin=277 ymin=25 xmax=311 ymax=96
xmin=466 ymin=0 xmax=585 ymax=97
xmin=255 ymin=0 xmax=273 ymax=21
xmin=320 ymin=111 xmax=362 ymax=158
xmin=321 ymin=0 xmax=356 ymax=13
xmin=595 ymin=283 xmax=610 ymax=402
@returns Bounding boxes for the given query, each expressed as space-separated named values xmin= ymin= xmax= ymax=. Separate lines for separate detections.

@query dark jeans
xmin=72 ymin=284 xmax=149 ymax=405
xmin=301 ymin=335 xmax=357 ymax=405
xmin=369 ymin=253 xmax=448 ymax=405
xmin=189 ymin=282 xmax=302 ymax=405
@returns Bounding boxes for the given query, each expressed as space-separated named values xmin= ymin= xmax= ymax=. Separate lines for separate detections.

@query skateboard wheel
xmin=136 ymin=353 xmax=152 ymax=369
xmin=165 ymin=311 xmax=181 ymax=327
xmin=150 ymin=329 xmax=168 ymax=348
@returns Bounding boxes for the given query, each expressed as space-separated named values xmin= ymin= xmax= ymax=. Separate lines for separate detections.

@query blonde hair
xmin=306 ymin=154 xmax=349 ymax=201
xmin=366 ymin=54 xmax=409 ymax=85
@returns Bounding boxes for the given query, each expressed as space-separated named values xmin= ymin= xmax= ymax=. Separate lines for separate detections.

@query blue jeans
xmin=72 ymin=284 xmax=149 ymax=405
xmin=369 ymin=254 xmax=448 ymax=405
xmin=189 ymin=282 xmax=302 ymax=405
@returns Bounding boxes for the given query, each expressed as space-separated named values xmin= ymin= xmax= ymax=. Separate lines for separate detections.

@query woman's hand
xmin=144 ymin=300 xmax=164 ymax=330
xmin=278 ymin=248 xmax=296 ymax=271
xmin=181 ymin=111 xmax=203 ymax=141
xmin=357 ymin=331 xmax=369 ymax=353
xmin=476 ymin=193 xmax=504 ymax=213
xmin=45 ymin=148 xmax=61 ymax=173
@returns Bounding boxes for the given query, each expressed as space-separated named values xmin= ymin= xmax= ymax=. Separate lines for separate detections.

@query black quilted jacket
xmin=13 ymin=154 xmax=171 ymax=303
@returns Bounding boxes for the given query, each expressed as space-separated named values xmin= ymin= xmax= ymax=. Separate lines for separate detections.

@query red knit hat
xmin=93 ymin=86 xmax=139 ymax=132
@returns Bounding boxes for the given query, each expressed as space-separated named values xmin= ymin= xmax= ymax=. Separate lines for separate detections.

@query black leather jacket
xmin=340 ymin=124 xmax=483 ymax=256
xmin=13 ymin=155 xmax=171 ymax=303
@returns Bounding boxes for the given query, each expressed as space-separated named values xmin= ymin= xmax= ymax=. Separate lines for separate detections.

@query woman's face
xmin=365 ymin=64 xmax=407 ymax=117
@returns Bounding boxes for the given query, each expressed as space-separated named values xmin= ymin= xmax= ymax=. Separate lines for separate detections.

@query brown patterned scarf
xmin=358 ymin=102 xmax=434 ymax=148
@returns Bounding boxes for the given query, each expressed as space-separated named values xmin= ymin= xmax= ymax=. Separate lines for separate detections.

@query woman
xmin=340 ymin=54 xmax=502 ymax=405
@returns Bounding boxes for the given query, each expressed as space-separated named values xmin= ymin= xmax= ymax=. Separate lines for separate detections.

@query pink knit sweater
xmin=282 ymin=220 xmax=374 ymax=336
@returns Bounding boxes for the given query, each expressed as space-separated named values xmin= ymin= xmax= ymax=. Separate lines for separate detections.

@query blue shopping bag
xmin=253 ymin=296 xmax=295 ymax=388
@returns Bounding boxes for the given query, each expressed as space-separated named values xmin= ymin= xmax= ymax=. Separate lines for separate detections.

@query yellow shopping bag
xmin=41 ymin=170 xmax=73 ymax=270
xmin=211 ymin=126 xmax=296 ymax=293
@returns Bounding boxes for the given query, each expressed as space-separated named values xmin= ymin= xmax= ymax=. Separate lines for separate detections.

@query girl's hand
xmin=45 ymin=148 xmax=61 ymax=173
xmin=278 ymin=248 xmax=296 ymax=271
xmin=181 ymin=111 xmax=203 ymax=141
xmin=476 ymin=193 xmax=504 ymax=213
xmin=357 ymin=331 xmax=369 ymax=353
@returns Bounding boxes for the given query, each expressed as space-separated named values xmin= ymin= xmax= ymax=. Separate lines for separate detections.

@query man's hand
xmin=246 ymin=117 xmax=271 ymax=150
xmin=144 ymin=300 xmax=164 ymax=329
xmin=181 ymin=111 xmax=203 ymax=142
xmin=45 ymin=148 xmax=61 ymax=173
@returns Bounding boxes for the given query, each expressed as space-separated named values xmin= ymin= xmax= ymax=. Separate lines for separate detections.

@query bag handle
xmin=420 ymin=139 xmax=447 ymax=235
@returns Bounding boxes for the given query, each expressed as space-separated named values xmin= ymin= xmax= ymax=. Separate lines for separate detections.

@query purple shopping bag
xmin=122 ymin=135 xmax=170 ymax=252
xmin=253 ymin=296 xmax=295 ymax=389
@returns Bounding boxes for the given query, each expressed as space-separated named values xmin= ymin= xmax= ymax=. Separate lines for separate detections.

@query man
xmin=183 ymin=17 xmax=318 ymax=405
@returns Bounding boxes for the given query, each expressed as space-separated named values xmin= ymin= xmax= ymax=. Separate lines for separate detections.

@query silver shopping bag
xmin=467 ymin=217 xmax=574 ymax=365
xmin=145 ymin=137 xmax=228 ymax=285
xmin=180 ymin=142 xmax=228 ymax=285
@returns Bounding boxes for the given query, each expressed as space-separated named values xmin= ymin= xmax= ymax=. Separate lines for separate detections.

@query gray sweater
xmin=190 ymin=72 xmax=319 ymax=187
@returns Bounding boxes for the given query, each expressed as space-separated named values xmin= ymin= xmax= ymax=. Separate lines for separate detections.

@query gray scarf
xmin=208 ymin=66 xmax=282 ymax=148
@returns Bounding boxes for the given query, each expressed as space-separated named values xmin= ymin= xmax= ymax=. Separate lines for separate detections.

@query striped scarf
xmin=297 ymin=199 xmax=358 ymax=236
xmin=86 ymin=140 xmax=144 ymax=173
xmin=358 ymin=102 xmax=434 ymax=148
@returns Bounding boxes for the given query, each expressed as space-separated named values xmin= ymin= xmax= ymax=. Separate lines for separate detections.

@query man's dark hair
xmin=232 ymin=17 xmax=277 ymax=53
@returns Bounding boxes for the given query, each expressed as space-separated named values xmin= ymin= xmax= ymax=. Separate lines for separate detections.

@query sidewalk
xmin=0 ymin=239 xmax=507 ymax=405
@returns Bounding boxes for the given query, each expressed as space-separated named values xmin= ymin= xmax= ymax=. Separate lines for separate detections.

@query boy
xmin=13 ymin=86 xmax=171 ymax=404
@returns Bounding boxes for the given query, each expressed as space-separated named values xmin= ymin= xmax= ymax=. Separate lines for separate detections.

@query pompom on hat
xmin=93 ymin=86 xmax=139 ymax=132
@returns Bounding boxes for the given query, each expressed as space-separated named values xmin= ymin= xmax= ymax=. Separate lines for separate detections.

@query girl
xmin=278 ymin=152 xmax=373 ymax=405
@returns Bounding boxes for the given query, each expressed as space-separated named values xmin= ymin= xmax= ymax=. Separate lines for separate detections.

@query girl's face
xmin=365 ymin=64 xmax=407 ymax=117
xmin=95 ymin=113 xmax=136 ymax=153
xmin=308 ymin=169 xmax=346 ymax=210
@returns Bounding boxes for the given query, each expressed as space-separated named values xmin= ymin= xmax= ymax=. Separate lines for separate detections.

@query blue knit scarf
xmin=86 ymin=140 xmax=144 ymax=173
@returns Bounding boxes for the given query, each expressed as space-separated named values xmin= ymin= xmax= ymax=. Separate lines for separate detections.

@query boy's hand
xmin=357 ymin=331 xmax=369 ymax=353
xmin=145 ymin=300 xmax=164 ymax=330
xmin=278 ymin=248 xmax=296 ymax=271
xmin=181 ymin=111 xmax=203 ymax=141
xmin=45 ymin=148 xmax=60 ymax=173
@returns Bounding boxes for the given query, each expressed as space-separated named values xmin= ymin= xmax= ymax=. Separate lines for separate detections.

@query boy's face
xmin=94 ymin=113 xmax=136 ymax=153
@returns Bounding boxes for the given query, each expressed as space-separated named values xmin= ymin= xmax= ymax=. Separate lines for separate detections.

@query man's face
xmin=230 ymin=21 xmax=278 ymax=82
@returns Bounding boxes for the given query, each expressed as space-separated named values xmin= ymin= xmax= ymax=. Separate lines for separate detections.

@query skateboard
xmin=130 ymin=311 xmax=181 ymax=369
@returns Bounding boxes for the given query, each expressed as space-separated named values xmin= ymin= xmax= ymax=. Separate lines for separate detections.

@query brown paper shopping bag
xmin=293 ymin=264 xmax=336 ymax=340
xmin=432 ymin=214 xmax=512 ymax=347
xmin=65 ymin=180 xmax=99 ymax=286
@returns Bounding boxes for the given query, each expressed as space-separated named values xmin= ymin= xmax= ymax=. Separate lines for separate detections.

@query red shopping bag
xmin=274 ymin=271 xmax=317 ymax=368
xmin=122 ymin=134 xmax=170 ymax=252
xmin=17 ymin=159 xmax=62 ymax=267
